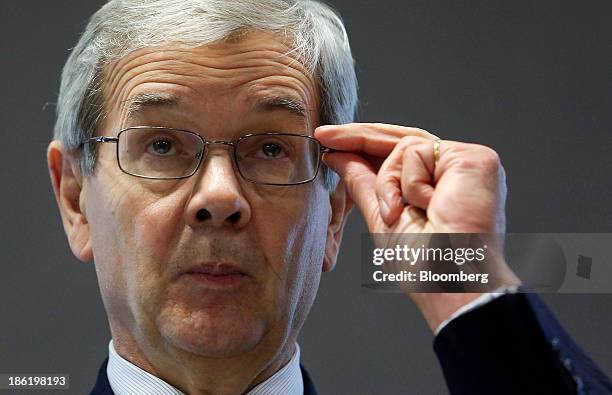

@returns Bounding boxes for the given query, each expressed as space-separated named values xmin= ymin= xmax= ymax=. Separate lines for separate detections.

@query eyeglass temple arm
xmin=79 ymin=136 xmax=119 ymax=147
xmin=90 ymin=136 xmax=119 ymax=143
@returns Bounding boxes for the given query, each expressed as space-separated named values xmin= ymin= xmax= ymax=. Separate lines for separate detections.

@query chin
xmin=157 ymin=305 xmax=268 ymax=358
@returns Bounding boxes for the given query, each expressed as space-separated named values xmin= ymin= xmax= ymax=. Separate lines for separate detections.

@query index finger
xmin=314 ymin=123 xmax=439 ymax=158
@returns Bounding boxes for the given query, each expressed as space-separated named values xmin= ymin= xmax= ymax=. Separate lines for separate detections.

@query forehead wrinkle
xmin=105 ymin=43 xmax=311 ymax=89
xmin=111 ymin=71 xmax=315 ymax=118
xmin=104 ymin=40 xmax=315 ymax=94
xmin=241 ymin=76 xmax=319 ymax=133
xmin=104 ymin=54 xmax=225 ymax=119
xmin=112 ymin=71 xmax=317 ymax=123
xmin=104 ymin=59 xmax=188 ymax=113
xmin=178 ymin=48 xmax=317 ymax=99
xmin=110 ymin=79 xmax=318 ymax=135
xmin=165 ymin=47 xmax=308 ymax=71
xmin=104 ymin=54 xmax=310 ymax=109
xmin=111 ymin=83 xmax=201 ymax=131
xmin=103 ymin=43 xmax=320 ymax=131
xmin=102 ymin=28 xmax=314 ymax=98
xmin=132 ymin=51 xmax=315 ymax=93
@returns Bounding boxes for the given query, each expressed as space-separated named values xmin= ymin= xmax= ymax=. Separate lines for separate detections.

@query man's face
xmin=77 ymin=31 xmax=339 ymax=360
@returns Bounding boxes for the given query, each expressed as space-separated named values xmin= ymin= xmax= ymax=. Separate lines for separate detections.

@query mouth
xmin=184 ymin=263 xmax=250 ymax=289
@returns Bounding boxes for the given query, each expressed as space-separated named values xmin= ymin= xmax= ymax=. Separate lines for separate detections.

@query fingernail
xmin=321 ymin=154 xmax=329 ymax=166
xmin=316 ymin=125 xmax=334 ymax=131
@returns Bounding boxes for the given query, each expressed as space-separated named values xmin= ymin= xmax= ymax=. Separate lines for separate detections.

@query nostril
xmin=227 ymin=211 xmax=241 ymax=224
xmin=196 ymin=209 xmax=211 ymax=222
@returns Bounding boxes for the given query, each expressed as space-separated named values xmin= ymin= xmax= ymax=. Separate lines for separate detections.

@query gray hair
xmin=54 ymin=0 xmax=358 ymax=190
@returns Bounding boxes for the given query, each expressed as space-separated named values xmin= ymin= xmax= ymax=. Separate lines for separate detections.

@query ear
xmin=323 ymin=180 xmax=353 ymax=272
xmin=47 ymin=140 xmax=93 ymax=262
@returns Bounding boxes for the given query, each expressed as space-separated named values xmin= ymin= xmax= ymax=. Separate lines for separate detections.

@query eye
xmin=147 ymin=139 xmax=175 ymax=156
xmin=237 ymin=135 xmax=294 ymax=161
xmin=261 ymin=142 xmax=283 ymax=158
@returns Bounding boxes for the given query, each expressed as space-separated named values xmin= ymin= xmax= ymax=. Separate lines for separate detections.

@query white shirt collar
xmin=107 ymin=340 xmax=303 ymax=395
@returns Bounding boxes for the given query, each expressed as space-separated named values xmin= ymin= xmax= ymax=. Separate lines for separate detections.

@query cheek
xmin=249 ymin=185 xmax=329 ymax=319
xmin=130 ymin=191 xmax=186 ymax=259
xmin=120 ymin=187 xmax=189 ymax=302
xmin=89 ymin=175 xmax=188 ymax=312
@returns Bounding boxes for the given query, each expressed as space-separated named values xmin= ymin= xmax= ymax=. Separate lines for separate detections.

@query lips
xmin=184 ymin=263 xmax=249 ymax=288
xmin=186 ymin=263 xmax=247 ymax=276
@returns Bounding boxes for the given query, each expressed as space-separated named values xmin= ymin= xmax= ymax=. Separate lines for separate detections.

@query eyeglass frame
xmin=83 ymin=126 xmax=335 ymax=186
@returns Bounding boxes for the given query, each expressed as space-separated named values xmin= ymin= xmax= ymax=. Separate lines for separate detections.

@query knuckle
xmin=408 ymin=127 xmax=433 ymax=138
xmin=375 ymin=168 xmax=400 ymax=196
xmin=477 ymin=146 xmax=501 ymax=169
xmin=362 ymin=122 xmax=386 ymax=131
xmin=403 ymin=179 xmax=420 ymax=196
xmin=398 ymin=135 xmax=424 ymax=148
xmin=478 ymin=145 xmax=500 ymax=160
xmin=454 ymin=144 xmax=500 ymax=171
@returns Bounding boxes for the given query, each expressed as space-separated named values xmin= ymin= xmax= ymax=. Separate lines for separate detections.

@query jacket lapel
xmin=90 ymin=358 xmax=114 ymax=395
xmin=300 ymin=364 xmax=318 ymax=395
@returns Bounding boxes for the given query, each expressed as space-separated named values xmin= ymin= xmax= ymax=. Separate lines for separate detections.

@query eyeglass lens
xmin=117 ymin=128 xmax=321 ymax=184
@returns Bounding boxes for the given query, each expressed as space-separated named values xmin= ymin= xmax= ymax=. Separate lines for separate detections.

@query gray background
xmin=1 ymin=1 xmax=611 ymax=394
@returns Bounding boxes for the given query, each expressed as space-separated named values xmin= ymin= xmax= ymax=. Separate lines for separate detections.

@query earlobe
xmin=322 ymin=180 xmax=353 ymax=272
xmin=47 ymin=140 xmax=93 ymax=262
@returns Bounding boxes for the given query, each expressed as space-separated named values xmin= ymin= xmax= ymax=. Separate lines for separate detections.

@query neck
xmin=109 ymin=323 xmax=296 ymax=395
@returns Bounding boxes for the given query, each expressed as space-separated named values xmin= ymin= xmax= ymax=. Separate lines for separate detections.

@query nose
xmin=184 ymin=147 xmax=251 ymax=229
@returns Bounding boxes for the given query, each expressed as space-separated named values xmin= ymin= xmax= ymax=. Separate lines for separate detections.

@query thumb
xmin=323 ymin=152 xmax=380 ymax=227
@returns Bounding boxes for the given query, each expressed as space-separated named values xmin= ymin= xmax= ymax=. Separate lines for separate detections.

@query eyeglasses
xmin=85 ymin=126 xmax=333 ymax=185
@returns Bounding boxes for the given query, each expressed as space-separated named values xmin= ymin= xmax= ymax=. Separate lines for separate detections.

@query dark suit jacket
xmin=91 ymin=293 xmax=611 ymax=394
xmin=434 ymin=292 xmax=612 ymax=394
xmin=90 ymin=358 xmax=318 ymax=395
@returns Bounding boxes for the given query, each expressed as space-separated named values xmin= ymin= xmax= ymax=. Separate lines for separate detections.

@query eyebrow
xmin=123 ymin=92 xmax=180 ymax=120
xmin=255 ymin=95 xmax=308 ymax=119
xmin=122 ymin=92 xmax=309 ymax=120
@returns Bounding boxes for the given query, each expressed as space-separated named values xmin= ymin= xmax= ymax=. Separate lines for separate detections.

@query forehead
xmin=102 ymin=30 xmax=321 ymax=131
